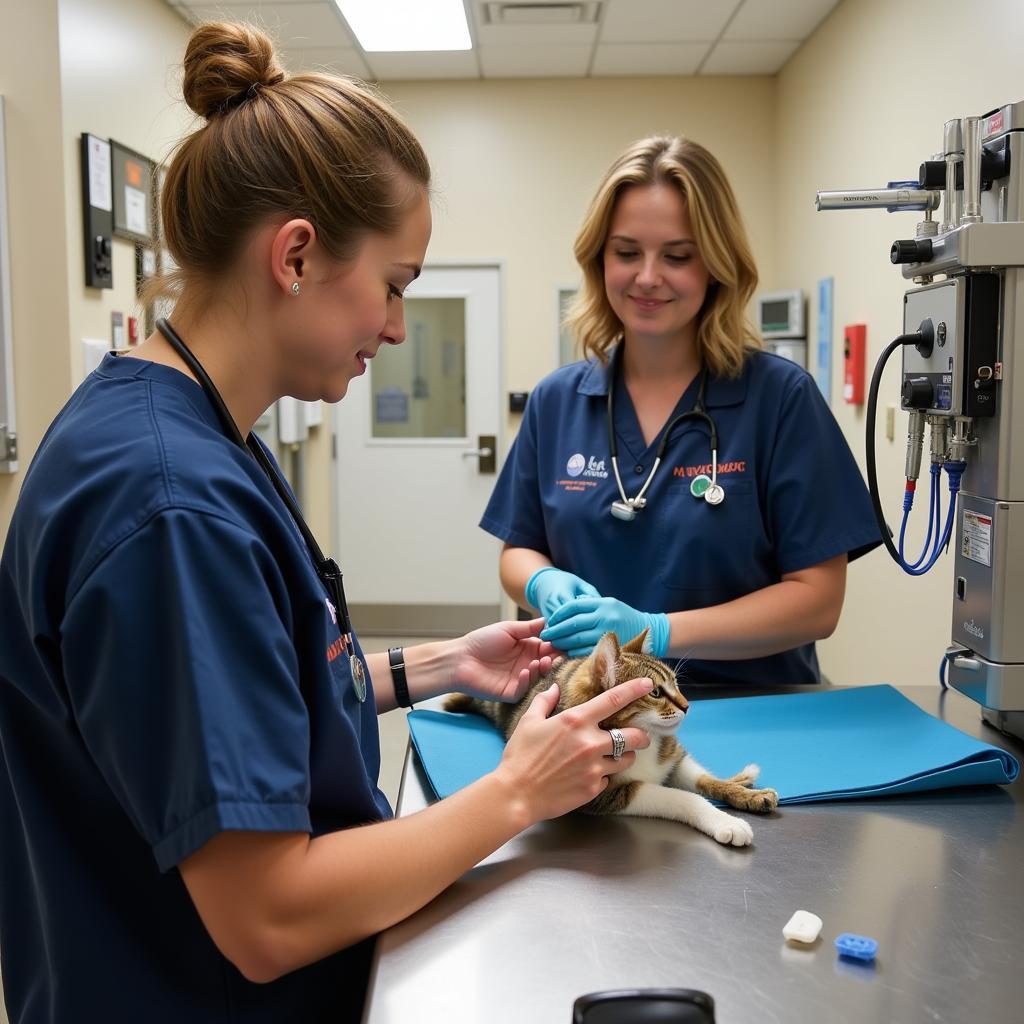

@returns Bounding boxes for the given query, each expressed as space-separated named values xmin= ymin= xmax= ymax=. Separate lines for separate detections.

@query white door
xmin=335 ymin=264 xmax=503 ymax=635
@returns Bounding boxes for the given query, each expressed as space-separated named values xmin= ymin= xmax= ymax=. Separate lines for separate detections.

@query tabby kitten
xmin=445 ymin=629 xmax=777 ymax=847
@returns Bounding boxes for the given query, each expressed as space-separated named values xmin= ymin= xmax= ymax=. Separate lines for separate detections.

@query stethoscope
xmin=155 ymin=318 xmax=368 ymax=702
xmin=607 ymin=344 xmax=725 ymax=522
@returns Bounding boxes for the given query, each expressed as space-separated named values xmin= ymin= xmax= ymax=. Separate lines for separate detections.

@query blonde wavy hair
xmin=565 ymin=136 xmax=760 ymax=377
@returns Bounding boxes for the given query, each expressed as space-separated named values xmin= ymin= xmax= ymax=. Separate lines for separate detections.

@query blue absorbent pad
xmin=406 ymin=685 xmax=1019 ymax=803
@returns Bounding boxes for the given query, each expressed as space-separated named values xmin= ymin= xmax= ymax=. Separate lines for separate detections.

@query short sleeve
xmin=479 ymin=392 xmax=551 ymax=554
xmin=765 ymin=376 xmax=882 ymax=574
xmin=61 ymin=508 xmax=312 ymax=872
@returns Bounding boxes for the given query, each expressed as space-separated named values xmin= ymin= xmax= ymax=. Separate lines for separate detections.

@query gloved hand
xmin=525 ymin=566 xmax=601 ymax=620
xmin=540 ymin=596 xmax=670 ymax=659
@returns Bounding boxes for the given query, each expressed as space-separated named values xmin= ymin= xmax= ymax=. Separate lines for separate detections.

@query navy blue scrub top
xmin=481 ymin=348 xmax=882 ymax=685
xmin=0 ymin=354 xmax=388 ymax=1023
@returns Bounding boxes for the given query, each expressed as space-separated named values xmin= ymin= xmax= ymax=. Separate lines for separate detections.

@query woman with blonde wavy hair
xmin=482 ymin=135 xmax=880 ymax=683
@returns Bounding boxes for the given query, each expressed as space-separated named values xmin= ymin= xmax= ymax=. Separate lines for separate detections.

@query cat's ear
xmin=622 ymin=628 xmax=649 ymax=654
xmin=590 ymin=632 xmax=620 ymax=690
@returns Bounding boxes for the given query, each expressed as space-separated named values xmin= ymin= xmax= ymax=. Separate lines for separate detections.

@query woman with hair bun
xmin=0 ymin=22 xmax=654 ymax=1023
xmin=483 ymin=136 xmax=881 ymax=681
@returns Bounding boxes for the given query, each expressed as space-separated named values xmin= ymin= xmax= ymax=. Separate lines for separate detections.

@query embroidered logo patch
xmin=567 ymin=453 xmax=586 ymax=477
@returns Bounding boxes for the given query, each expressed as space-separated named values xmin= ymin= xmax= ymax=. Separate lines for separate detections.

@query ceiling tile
xmin=278 ymin=45 xmax=372 ymax=78
xmin=700 ymin=39 xmax=800 ymax=75
xmin=480 ymin=43 xmax=592 ymax=77
xmin=724 ymin=0 xmax=840 ymax=41
xmin=363 ymin=50 xmax=481 ymax=80
xmin=476 ymin=22 xmax=599 ymax=46
xmin=599 ymin=0 xmax=738 ymax=44
xmin=591 ymin=42 xmax=709 ymax=76
xmin=185 ymin=4 xmax=353 ymax=47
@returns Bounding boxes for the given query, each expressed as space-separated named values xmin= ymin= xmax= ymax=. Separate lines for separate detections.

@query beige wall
xmin=59 ymin=0 xmax=192 ymax=381
xmin=776 ymin=0 xmax=1024 ymax=685
xmin=0 ymin=0 xmax=71 ymax=537
xmin=0 ymin=0 xmax=191 ymax=540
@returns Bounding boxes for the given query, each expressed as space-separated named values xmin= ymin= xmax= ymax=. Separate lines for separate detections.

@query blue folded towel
xmin=407 ymin=684 xmax=1019 ymax=803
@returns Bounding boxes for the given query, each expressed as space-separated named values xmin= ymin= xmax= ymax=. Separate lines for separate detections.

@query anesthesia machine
xmin=817 ymin=100 xmax=1024 ymax=742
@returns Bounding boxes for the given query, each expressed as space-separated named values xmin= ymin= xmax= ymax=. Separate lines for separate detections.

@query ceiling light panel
xmin=335 ymin=0 xmax=472 ymax=52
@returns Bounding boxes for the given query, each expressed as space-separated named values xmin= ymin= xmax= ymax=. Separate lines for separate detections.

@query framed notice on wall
xmin=110 ymin=140 xmax=156 ymax=244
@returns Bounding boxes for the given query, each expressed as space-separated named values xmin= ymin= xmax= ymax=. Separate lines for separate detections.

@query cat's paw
xmin=728 ymin=763 xmax=761 ymax=787
xmin=751 ymin=787 xmax=779 ymax=812
xmin=711 ymin=813 xmax=753 ymax=847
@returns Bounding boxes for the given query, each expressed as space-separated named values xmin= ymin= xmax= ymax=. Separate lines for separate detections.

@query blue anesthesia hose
xmin=865 ymin=323 xmax=963 ymax=575
xmin=899 ymin=464 xmax=940 ymax=569
xmin=899 ymin=460 xmax=963 ymax=576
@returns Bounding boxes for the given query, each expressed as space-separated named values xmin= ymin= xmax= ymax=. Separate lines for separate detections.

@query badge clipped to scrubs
xmin=350 ymin=654 xmax=368 ymax=703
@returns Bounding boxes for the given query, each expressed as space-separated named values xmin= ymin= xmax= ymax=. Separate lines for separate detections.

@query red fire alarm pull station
xmin=843 ymin=324 xmax=866 ymax=404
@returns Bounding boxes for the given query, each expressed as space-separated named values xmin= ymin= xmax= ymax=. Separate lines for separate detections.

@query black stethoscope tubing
xmin=155 ymin=318 xmax=367 ymax=700
xmin=606 ymin=343 xmax=723 ymax=518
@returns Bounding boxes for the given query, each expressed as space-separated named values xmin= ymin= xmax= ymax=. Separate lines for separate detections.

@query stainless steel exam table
xmin=363 ymin=685 xmax=1023 ymax=1024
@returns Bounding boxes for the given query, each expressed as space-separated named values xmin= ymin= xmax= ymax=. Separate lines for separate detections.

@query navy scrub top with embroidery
xmin=0 ymin=353 xmax=387 ymax=1024
xmin=481 ymin=348 xmax=882 ymax=686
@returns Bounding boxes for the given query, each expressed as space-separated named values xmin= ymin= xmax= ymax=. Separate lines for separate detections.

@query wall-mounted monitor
xmin=758 ymin=289 xmax=806 ymax=339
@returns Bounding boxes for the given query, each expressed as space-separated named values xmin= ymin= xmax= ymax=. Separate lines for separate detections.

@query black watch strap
xmin=388 ymin=646 xmax=412 ymax=709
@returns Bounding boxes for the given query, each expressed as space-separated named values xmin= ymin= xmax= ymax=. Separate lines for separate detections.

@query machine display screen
xmin=761 ymin=299 xmax=790 ymax=329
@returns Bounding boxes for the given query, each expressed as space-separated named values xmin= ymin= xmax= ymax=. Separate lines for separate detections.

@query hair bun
xmin=182 ymin=21 xmax=285 ymax=119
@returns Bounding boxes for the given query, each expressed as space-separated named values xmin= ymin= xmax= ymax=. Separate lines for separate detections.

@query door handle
xmin=461 ymin=435 xmax=496 ymax=474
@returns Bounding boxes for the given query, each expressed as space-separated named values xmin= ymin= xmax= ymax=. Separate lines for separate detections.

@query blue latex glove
xmin=540 ymin=596 xmax=670 ymax=659
xmin=525 ymin=566 xmax=601 ymax=620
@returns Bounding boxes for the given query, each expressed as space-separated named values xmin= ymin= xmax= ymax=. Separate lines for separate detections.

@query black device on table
xmin=573 ymin=988 xmax=715 ymax=1023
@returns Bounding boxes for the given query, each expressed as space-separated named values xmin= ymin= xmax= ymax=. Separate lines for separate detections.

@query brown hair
xmin=565 ymin=136 xmax=760 ymax=378
xmin=152 ymin=21 xmax=430 ymax=300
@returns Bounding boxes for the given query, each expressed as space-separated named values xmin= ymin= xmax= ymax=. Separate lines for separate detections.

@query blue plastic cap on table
xmin=835 ymin=933 xmax=879 ymax=961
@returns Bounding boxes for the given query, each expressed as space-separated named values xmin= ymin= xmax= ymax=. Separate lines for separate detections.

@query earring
xmin=291 ymin=281 xmax=300 ymax=296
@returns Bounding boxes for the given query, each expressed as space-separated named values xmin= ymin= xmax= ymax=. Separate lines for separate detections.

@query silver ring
xmin=609 ymin=727 xmax=626 ymax=761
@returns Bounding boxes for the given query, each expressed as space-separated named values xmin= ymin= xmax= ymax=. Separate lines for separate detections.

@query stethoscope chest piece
xmin=610 ymin=499 xmax=638 ymax=522
xmin=350 ymin=654 xmax=368 ymax=702
xmin=691 ymin=473 xmax=725 ymax=505
xmin=689 ymin=474 xmax=711 ymax=498
xmin=704 ymin=482 xmax=725 ymax=506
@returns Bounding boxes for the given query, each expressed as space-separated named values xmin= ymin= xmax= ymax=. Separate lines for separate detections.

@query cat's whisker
xmin=669 ymin=645 xmax=698 ymax=683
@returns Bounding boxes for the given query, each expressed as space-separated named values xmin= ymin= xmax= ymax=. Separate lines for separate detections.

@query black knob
xmin=891 ymin=238 xmax=934 ymax=264
xmin=919 ymin=160 xmax=947 ymax=189
xmin=918 ymin=161 xmax=964 ymax=190
xmin=902 ymin=377 xmax=934 ymax=409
